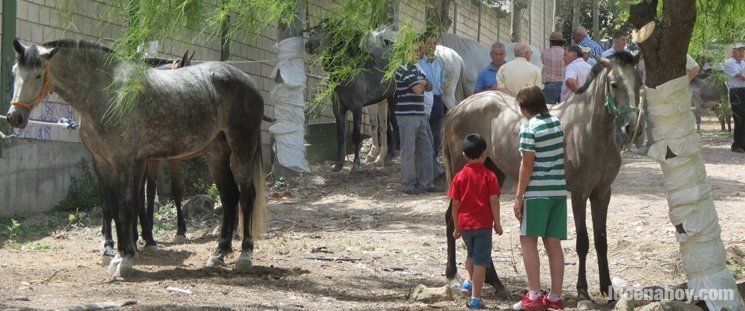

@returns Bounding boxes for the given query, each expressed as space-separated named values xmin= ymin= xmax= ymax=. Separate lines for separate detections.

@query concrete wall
xmin=0 ymin=140 xmax=90 ymax=217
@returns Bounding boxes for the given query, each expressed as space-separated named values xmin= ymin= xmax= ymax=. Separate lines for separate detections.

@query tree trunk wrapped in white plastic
xmin=644 ymin=75 xmax=744 ymax=310
xmin=269 ymin=36 xmax=310 ymax=173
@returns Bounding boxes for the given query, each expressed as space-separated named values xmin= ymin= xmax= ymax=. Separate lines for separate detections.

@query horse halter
xmin=603 ymin=77 xmax=638 ymax=126
xmin=10 ymin=68 xmax=53 ymax=110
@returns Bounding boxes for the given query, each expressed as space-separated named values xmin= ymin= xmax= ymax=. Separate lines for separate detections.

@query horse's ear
xmin=633 ymin=52 xmax=642 ymax=65
xmin=595 ymin=55 xmax=613 ymax=69
xmin=188 ymin=51 xmax=195 ymax=66
xmin=38 ymin=46 xmax=57 ymax=60
xmin=13 ymin=38 xmax=25 ymax=54
xmin=180 ymin=50 xmax=189 ymax=68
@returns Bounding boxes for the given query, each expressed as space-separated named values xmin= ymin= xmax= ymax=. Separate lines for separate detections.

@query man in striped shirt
xmin=512 ymin=85 xmax=567 ymax=311
xmin=395 ymin=43 xmax=435 ymax=195
xmin=572 ymin=26 xmax=602 ymax=66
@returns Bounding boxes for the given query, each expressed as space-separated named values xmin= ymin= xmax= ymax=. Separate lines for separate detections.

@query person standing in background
xmin=475 ymin=43 xmax=507 ymax=93
xmin=541 ymin=32 xmax=566 ymax=104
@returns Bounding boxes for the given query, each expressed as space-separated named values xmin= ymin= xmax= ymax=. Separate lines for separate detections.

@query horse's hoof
xmin=577 ymin=299 xmax=596 ymax=310
xmin=173 ymin=235 xmax=187 ymax=243
xmin=206 ymin=255 xmax=225 ymax=267
xmin=143 ymin=244 xmax=158 ymax=251
xmin=332 ymin=164 xmax=343 ymax=172
xmin=236 ymin=251 xmax=253 ymax=272
xmin=352 ymin=163 xmax=362 ymax=171
xmin=116 ymin=256 xmax=135 ymax=277
xmin=101 ymin=253 xmax=114 ymax=266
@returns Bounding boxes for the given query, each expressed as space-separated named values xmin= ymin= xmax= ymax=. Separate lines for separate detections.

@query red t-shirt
xmin=448 ymin=163 xmax=501 ymax=230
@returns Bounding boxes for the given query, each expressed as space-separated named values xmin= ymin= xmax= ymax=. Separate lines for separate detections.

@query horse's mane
xmin=42 ymin=39 xmax=113 ymax=53
xmin=576 ymin=51 xmax=636 ymax=94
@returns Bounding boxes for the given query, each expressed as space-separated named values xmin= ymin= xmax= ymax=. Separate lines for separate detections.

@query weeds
xmin=55 ymin=161 xmax=101 ymax=212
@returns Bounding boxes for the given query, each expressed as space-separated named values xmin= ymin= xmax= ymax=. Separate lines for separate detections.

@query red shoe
xmin=542 ymin=295 xmax=564 ymax=310
xmin=512 ymin=292 xmax=546 ymax=311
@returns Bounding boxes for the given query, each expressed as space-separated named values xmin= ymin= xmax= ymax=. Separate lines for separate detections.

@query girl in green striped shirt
xmin=512 ymin=85 xmax=567 ymax=310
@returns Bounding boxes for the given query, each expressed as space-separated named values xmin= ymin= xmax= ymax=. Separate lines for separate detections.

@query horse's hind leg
xmin=145 ymin=160 xmax=159 ymax=243
xmin=204 ymin=135 xmax=239 ymax=267
xmin=136 ymin=167 xmax=157 ymax=248
xmin=374 ymin=101 xmax=388 ymax=166
xmin=590 ymin=188 xmax=614 ymax=302
xmin=224 ymin=132 xmax=263 ymax=271
xmin=364 ymin=104 xmax=379 ymax=163
xmin=572 ymin=192 xmax=592 ymax=301
xmin=169 ymin=159 xmax=187 ymax=242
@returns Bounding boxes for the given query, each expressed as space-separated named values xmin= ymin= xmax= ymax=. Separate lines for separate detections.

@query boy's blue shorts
xmin=461 ymin=228 xmax=492 ymax=267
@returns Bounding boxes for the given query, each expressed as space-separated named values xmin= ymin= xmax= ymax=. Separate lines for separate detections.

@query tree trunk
xmin=629 ymin=1 xmax=744 ymax=309
xmin=426 ymin=0 xmax=452 ymax=32
xmin=572 ymin=0 xmax=580 ymax=27
xmin=592 ymin=0 xmax=599 ymax=39
xmin=270 ymin=0 xmax=310 ymax=176
xmin=511 ymin=0 xmax=526 ymax=42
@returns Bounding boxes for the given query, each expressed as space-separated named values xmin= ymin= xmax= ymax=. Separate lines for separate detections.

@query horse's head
xmin=6 ymin=38 xmax=57 ymax=129
xmin=593 ymin=52 xmax=643 ymax=137
xmin=305 ymin=19 xmax=334 ymax=54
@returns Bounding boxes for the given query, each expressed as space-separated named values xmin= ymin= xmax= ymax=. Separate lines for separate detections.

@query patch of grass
xmin=151 ymin=202 xmax=176 ymax=235
xmin=207 ymin=184 xmax=219 ymax=200
xmin=1 ymin=210 xmax=95 ymax=249
xmin=733 ymin=266 xmax=743 ymax=280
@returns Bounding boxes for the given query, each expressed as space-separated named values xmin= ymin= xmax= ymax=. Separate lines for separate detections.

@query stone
xmin=577 ymin=299 xmax=596 ymax=310
xmin=637 ymin=300 xmax=704 ymax=311
xmin=614 ymin=296 xmax=654 ymax=311
xmin=183 ymin=194 xmax=215 ymax=220
xmin=409 ymin=284 xmax=452 ymax=303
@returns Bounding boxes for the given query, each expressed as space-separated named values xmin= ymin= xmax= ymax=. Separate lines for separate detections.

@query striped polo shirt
xmin=395 ymin=65 xmax=426 ymax=116
xmin=519 ymin=113 xmax=567 ymax=198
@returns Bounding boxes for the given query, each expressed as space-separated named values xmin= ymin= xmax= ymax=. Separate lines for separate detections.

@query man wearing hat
xmin=724 ymin=43 xmax=745 ymax=153
xmin=541 ymin=32 xmax=566 ymax=104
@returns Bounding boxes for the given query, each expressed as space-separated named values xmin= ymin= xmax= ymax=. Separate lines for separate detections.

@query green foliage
xmin=382 ymin=22 xmax=424 ymax=83
xmin=305 ymin=0 xmax=397 ymax=117
xmin=1 ymin=210 xmax=93 ymax=249
xmin=207 ymin=184 xmax=220 ymax=200
xmin=55 ymin=161 xmax=101 ymax=212
xmin=689 ymin=0 xmax=745 ymax=61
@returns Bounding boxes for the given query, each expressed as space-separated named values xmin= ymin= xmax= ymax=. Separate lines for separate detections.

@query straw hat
xmin=548 ymin=31 xmax=565 ymax=42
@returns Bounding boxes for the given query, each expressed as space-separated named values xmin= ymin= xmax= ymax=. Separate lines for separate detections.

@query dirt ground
xmin=1 ymin=114 xmax=743 ymax=311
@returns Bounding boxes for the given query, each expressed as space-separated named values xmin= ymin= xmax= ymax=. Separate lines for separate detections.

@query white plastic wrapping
xmin=269 ymin=37 xmax=310 ymax=173
xmin=644 ymin=76 xmax=744 ymax=310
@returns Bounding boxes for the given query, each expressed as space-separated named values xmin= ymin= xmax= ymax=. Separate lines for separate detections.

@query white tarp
xmin=269 ymin=37 xmax=310 ymax=173
xmin=644 ymin=75 xmax=744 ymax=310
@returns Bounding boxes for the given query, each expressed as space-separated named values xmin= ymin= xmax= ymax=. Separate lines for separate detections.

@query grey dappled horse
xmin=305 ymin=20 xmax=398 ymax=172
xmin=442 ymin=52 xmax=642 ymax=301
xmin=690 ymin=68 xmax=732 ymax=131
xmin=7 ymin=39 xmax=267 ymax=277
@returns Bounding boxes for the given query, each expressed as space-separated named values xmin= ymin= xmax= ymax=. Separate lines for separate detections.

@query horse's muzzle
xmin=7 ymin=111 xmax=27 ymax=129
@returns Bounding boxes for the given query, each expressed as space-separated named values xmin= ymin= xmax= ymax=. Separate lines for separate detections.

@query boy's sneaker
xmin=542 ymin=295 xmax=564 ymax=310
xmin=512 ymin=292 xmax=546 ymax=311
xmin=467 ymin=297 xmax=486 ymax=309
xmin=460 ymin=280 xmax=472 ymax=296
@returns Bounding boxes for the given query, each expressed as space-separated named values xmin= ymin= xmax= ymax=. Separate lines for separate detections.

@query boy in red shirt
xmin=449 ymin=133 xmax=503 ymax=309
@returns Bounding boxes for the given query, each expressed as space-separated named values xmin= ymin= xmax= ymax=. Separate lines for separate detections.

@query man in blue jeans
xmin=541 ymin=32 xmax=566 ymax=105
xmin=418 ymin=33 xmax=446 ymax=178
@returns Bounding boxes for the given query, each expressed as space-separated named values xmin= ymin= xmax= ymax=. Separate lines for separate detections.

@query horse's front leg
xmin=333 ymin=99 xmax=348 ymax=172
xmin=590 ymin=188 xmax=614 ymax=302
xmin=91 ymin=158 xmax=115 ymax=264
xmin=351 ymin=104 xmax=363 ymax=171
xmin=137 ymin=166 xmax=156 ymax=248
xmin=572 ymin=192 xmax=592 ymax=301
xmin=108 ymin=160 xmax=146 ymax=277
xmin=364 ymin=104 xmax=380 ymax=163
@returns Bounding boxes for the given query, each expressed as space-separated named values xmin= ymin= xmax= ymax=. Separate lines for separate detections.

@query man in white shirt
xmin=561 ymin=45 xmax=593 ymax=102
xmin=496 ymin=42 xmax=543 ymax=96
xmin=723 ymin=44 xmax=745 ymax=152
xmin=601 ymin=31 xmax=628 ymax=58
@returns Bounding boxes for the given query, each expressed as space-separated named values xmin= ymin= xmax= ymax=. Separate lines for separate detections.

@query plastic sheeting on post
xmin=644 ymin=76 xmax=744 ymax=310
xmin=269 ymin=37 xmax=310 ymax=173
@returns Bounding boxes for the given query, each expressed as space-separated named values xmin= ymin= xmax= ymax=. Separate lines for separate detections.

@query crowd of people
xmin=393 ymin=25 xmax=745 ymax=310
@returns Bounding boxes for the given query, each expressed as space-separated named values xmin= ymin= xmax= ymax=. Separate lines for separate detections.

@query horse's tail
xmin=237 ymin=141 xmax=268 ymax=240
xmin=455 ymin=55 xmax=471 ymax=105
